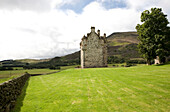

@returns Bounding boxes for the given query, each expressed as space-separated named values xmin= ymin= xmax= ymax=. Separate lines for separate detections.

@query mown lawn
xmin=12 ymin=64 xmax=170 ymax=112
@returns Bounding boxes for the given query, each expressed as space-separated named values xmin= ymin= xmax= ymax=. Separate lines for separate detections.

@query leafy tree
xmin=136 ymin=8 xmax=169 ymax=65
xmin=107 ymin=56 xmax=125 ymax=64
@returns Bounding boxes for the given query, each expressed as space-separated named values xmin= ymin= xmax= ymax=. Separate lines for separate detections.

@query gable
xmin=86 ymin=32 xmax=100 ymax=47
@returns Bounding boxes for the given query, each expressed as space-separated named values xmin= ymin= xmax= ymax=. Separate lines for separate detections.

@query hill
xmin=107 ymin=31 xmax=141 ymax=60
xmin=0 ymin=59 xmax=50 ymax=69
xmin=47 ymin=31 xmax=142 ymax=66
xmin=107 ymin=31 xmax=139 ymax=46
xmin=16 ymin=59 xmax=50 ymax=64
xmin=0 ymin=31 xmax=142 ymax=68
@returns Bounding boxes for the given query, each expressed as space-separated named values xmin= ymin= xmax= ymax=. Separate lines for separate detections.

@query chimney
xmin=91 ymin=26 xmax=95 ymax=32
xmin=97 ymin=30 xmax=100 ymax=36
xmin=103 ymin=33 xmax=106 ymax=38
xmin=87 ymin=33 xmax=90 ymax=37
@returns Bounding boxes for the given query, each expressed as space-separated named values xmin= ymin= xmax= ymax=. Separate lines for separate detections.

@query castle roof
xmin=81 ymin=27 xmax=107 ymax=43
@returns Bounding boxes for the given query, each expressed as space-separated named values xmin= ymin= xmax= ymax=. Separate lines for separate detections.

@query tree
xmin=136 ymin=8 xmax=169 ymax=65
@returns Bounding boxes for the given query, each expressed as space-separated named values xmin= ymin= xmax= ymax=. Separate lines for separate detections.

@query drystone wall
xmin=0 ymin=73 xmax=30 ymax=112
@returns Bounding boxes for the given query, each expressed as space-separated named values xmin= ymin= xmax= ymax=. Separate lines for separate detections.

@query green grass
xmin=12 ymin=64 xmax=170 ymax=112
xmin=109 ymin=41 xmax=130 ymax=46
xmin=107 ymin=64 xmax=146 ymax=68
xmin=0 ymin=69 xmax=59 ymax=83
xmin=60 ymin=65 xmax=79 ymax=70
xmin=0 ymin=75 xmax=21 ymax=84
xmin=0 ymin=65 xmax=77 ymax=83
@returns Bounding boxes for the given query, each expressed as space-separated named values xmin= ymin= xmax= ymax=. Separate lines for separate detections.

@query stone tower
xmin=80 ymin=27 xmax=107 ymax=68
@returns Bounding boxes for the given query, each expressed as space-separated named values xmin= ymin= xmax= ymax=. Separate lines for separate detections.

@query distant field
xmin=109 ymin=41 xmax=130 ymax=46
xmin=16 ymin=59 xmax=50 ymax=64
xmin=0 ymin=69 xmax=59 ymax=83
xmin=12 ymin=64 xmax=170 ymax=112
xmin=0 ymin=65 xmax=78 ymax=83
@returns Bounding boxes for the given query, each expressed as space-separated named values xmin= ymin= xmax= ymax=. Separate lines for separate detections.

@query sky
xmin=0 ymin=0 xmax=170 ymax=61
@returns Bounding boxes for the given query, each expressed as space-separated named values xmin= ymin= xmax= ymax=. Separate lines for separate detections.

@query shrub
xmin=125 ymin=65 xmax=131 ymax=67
xmin=121 ymin=65 xmax=125 ymax=67
xmin=75 ymin=66 xmax=81 ymax=68
xmin=107 ymin=56 xmax=125 ymax=64
xmin=126 ymin=60 xmax=146 ymax=64
xmin=49 ymin=66 xmax=60 ymax=70
xmin=112 ymin=65 xmax=116 ymax=67
xmin=125 ymin=64 xmax=137 ymax=67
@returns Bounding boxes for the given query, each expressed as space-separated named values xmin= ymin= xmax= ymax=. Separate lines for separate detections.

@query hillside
xmin=51 ymin=51 xmax=80 ymax=62
xmin=0 ymin=59 xmax=51 ymax=69
xmin=107 ymin=31 xmax=141 ymax=59
xmin=49 ymin=31 xmax=141 ymax=66
xmin=16 ymin=59 xmax=50 ymax=64
xmin=58 ymin=32 xmax=140 ymax=61
xmin=107 ymin=32 xmax=139 ymax=46
xmin=0 ymin=31 xmax=142 ymax=68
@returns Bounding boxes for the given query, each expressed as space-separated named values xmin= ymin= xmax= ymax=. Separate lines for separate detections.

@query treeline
xmin=0 ymin=60 xmax=26 ymax=71
xmin=0 ymin=66 xmax=14 ymax=71
xmin=0 ymin=56 xmax=147 ymax=71
xmin=0 ymin=58 xmax=80 ymax=70
xmin=107 ymin=56 xmax=125 ymax=64
xmin=0 ymin=60 xmax=26 ymax=67
xmin=107 ymin=56 xmax=146 ymax=64
xmin=23 ymin=58 xmax=80 ymax=69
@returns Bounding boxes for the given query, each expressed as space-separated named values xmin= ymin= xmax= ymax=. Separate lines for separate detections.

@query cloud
xmin=126 ymin=0 xmax=170 ymax=25
xmin=0 ymin=0 xmax=170 ymax=61
xmin=0 ymin=0 xmax=55 ymax=12
xmin=0 ymin=9 xmax=81 ymax=60
xmin=127 ymin=0 xmax=170 ymax=18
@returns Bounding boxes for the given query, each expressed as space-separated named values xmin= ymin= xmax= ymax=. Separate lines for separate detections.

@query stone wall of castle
xmin=80 ymin=27 xmax=107 ymax=68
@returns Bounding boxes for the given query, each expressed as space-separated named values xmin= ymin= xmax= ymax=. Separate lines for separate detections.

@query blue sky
xmin=59 ymin=0 xmax=93 ymax=13
xmin=0 ymin=0 xmax=170 ymax=60
xmin=59 ymin=0 xmax=127 ymax=13
xmin=101 ymin=0 xmax=127 ymax=10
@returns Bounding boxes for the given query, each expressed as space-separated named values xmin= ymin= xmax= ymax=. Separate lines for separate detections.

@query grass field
xmin=109 ymin=41 xmax=130 ymax=46
xmin=0 ymin=65 xmax=79 ymax=83
xmin=0 ymin=69 xmax=59 ymax=83
xmin=12 ymin=64 xmax=170 ymax=112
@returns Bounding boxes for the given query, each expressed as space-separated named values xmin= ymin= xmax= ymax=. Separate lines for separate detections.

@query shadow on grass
xmin=155 ymin=64 xmax=165 ymax=66
xmin=11 ymin=78 xmax=30 ymax=112
xmin=155 ymin=62 xmax=170 ymax=66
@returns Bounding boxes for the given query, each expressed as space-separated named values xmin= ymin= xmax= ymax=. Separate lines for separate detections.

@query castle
xmin=80 ymin=27 xmax=107 ymax=68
